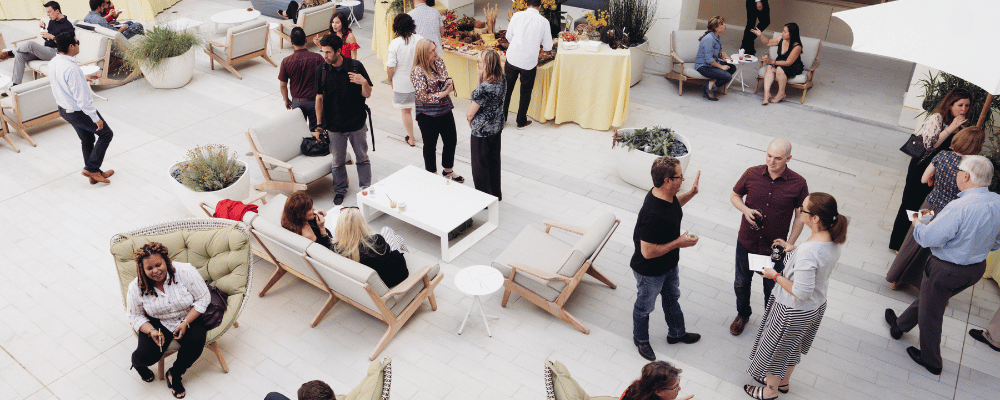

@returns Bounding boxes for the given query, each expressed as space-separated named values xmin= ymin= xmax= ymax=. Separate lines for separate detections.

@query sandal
xmin=130 ymin=365 xmax=154 ymax=383
xmin=753 ymin=376 xmax=789 ymax=393
xmin=407 ymin=136 xmax=416 ymax=147
xmin=743 ymin=384 xmax=778 ymax=400
xmin=166 ymin=368 xmax=186 ymax=399
xmin=771 ymin=95 xmax=786 ymax=104
xmin=442 ymin=170 xmax=465 ymax=183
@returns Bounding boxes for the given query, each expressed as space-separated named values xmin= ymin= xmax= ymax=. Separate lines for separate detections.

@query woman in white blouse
xmin=386 ymin=13 xmax=423 ymax=147
xmin=126 ymin=242 xmax=210 ymax=399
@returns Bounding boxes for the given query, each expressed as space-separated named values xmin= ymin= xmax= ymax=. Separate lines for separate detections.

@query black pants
xmin=890 ymin=156 xmax=933 ymax=250
xmin=60 ymin=107 xmax=114 ymax=173
xmin=503 ymin=61 xmax=537 ymax=127
xmin=415 ymin=111 xmax=457 ymax=172
xmin=471 ymin=133 xmax=502 ymax=200
xmin=131 ymin=318 xmax=207 ymax=377
xmin=741 ymin=0 xmax=770 ymax=55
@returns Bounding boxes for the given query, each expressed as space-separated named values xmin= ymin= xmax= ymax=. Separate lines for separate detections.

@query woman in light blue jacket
xmin=695 ymin=16 xmax=735 ymax=101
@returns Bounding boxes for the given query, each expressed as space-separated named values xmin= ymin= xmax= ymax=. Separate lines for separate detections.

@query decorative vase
xmin=140 ymin=48 xmax=196 ymax=89
xmin=168 ymin=160 xmax=250 ymax=216
xmin=612 ymin=129 xmax=692 ymax=189
xmin=628 ymin=38 xmax=649 ymax=87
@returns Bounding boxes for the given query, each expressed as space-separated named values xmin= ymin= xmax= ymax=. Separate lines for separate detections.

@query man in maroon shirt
xmin=729 ymin=138 xmax=808 ymax=336
xmin=279 ymin=27 xmax=325 ymax=130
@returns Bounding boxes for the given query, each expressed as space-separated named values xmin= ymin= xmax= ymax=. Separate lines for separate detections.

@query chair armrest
xmin=207 ymin=39 xmax=226 ymax=48
xmin=670 ymin=50 xmax=683 ymax=63
xmin=11 ymin=36 xmax=39 ymax=46
xmin=256 ymin=152 xmax=293 ymax=170
xmin=382 ymin=266 xmax=432 ymax=300
xmin=279 ymin=20 xmax=299 ymax=27
xmin=243 ymin=191 xmax=267 ymax=205
xmin=809 ymin=60 xmax=821 ymax=72
xmin=542 ymin=220 xmax=587 ymax=235
xmin=508 ymin=262 xmax=571 ymax=282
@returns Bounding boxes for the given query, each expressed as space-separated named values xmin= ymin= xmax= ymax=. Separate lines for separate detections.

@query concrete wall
xmin=644 ymin=0 xmax=701 ymax=76
xmin=696 ymin=0 xmax=855 ymax=46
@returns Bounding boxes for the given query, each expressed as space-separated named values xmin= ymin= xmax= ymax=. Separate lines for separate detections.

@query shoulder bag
xmin=899 ymin=134 xmax=928 ymax=159
xmin=199 ymin=282 xmax=228 ymax=330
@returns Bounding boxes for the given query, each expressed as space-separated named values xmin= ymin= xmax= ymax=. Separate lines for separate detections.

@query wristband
xmin=774 ymin=273 xmax=782 ymax=280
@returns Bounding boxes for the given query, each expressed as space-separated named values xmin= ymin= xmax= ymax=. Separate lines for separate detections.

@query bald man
xmin=728 ymin=138 xmax=809 ymax=335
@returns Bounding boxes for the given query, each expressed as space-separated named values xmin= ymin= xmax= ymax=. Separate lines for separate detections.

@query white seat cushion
xmin=492 ymin=227 xmax=574 ymax=300
xmin=27 ymin=60 xmax=49 ymax=75
xmin=683 ymin=66 xmax=708 ymax=80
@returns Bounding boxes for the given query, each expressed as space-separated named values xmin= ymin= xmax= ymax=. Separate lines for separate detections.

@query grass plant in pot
xmin=612 ymin=126 xmax=690 ymax=189
xmin=123 ymin=26 xmax=200 ymax=89
xmin=169 ymin=144 xmax=250 ymax=216
xmin=607 ymin=0 xmax=656 ymax=86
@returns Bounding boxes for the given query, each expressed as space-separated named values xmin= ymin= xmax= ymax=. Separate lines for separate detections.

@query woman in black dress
xmin=750 ymin=23 xmax=804 ymax=105
xmin=332 ymin=208 xmax=409 ymax=287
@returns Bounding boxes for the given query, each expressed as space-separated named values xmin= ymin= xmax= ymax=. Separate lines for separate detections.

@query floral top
xmin=471 ymin=76 xmax=506 ymax=137
xmin=411 ymin=58 xmax=454 ymax=117
xmin=925 ymin=150 xmax=963 ymax=211
xmin=915 ymin=113 xmax=946 ymax=149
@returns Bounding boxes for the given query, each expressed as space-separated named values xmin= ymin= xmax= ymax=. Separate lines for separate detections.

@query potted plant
xmin=607 ymin=0 xmax=657 ymax=86
xmin=123 ymin=26 xmax=201 ymax=89
xmin=612 ymin=126 xmax=691 ymax=189
xmin=168 ymin=144 xmax=250 ymax=216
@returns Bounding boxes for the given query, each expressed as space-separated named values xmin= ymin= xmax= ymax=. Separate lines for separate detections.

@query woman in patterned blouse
xmin=466 ymin=49 xmax=506 ymax=199
xmin=887 ymin=127 xmax=985 ymax=290
xmin=126 ymin=242 xmax=211 ymax=399
xmin=411 ymin=38 xmax=464 ymax=182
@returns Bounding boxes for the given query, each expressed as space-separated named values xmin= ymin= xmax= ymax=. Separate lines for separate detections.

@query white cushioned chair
xmin=0 ymin=77 xmax=60 ymax=151
xmin=206 ymin=20 xmax=276 ymax=80
xmin=274 ymin=2 xmax=337 ymax=49
xmin=754 ymin=33 xmax=823 ymax=104
xmin=664 ymin=30 xmax=728 ymax=96
xmin=246 ymin=110 xmax=352 ymax=192
xmin=493 ymin=212 xmax=620 ymax=334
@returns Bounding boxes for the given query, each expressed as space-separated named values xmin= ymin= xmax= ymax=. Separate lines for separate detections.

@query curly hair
xmin=622 ymin=361 xmax=683 ymax=400
xmin=133 ymin=242 xmax=177 ymax=296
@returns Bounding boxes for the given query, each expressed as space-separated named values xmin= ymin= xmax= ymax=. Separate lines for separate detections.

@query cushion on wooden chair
xmin=492 ymin=227 xmax=573 ymax=300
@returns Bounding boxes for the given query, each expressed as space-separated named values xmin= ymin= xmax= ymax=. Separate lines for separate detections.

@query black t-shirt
xmin=45 ymin=17 xmax=75 ymax=48
xmin=359 ymin=235 xmax=409 ymax=288
xmin=314 ymin=57 xmax=373 ymax=132
xmin=630 ymin=191 xmax=683 ymax=276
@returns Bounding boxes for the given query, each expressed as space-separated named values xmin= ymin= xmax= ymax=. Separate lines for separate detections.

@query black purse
xmin=301 ymin=131 xmax=330 ymax=156
xmin=199 ymin=282 xmax=229 ymax=330
xmin=899 ymin=134 xmax=928 ymax=159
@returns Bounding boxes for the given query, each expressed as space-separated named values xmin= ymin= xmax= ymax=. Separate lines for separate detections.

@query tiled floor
xmin=2 ymin=1 xmax=999 ymax=399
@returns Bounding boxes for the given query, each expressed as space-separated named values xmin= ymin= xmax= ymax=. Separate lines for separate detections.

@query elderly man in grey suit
xmin=885 ymin=155 xmax=1000 ymax=375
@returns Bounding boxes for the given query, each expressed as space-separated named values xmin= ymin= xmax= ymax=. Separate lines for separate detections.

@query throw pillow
xmin=546 ymin=360 xmax=590 ymax=400
xmin=345 ymin=357 xmax=391 ymax=400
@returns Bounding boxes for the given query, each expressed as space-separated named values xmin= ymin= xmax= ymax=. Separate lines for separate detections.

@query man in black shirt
xmin=631 ymin=156 xmax=701 ymax=361
xmin=1 ymin=2 xmax=74 ymax=85
xmin=314 ymin=34 xmax=373 ymax=205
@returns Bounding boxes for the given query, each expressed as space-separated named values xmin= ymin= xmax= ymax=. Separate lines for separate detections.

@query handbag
xmin=899 ymin=134 xmax=928 ymax=159
xmin=301 ymin=131 xmax=330 ymax=156
xmin=199 ymin=282 xmax=229 ymax=330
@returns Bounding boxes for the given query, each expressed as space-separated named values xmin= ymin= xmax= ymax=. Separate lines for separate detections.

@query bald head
xmin=765 ymin=138 xmax=793 ymax=177
xmin=767 ymin=138 xmax=792 ymax=158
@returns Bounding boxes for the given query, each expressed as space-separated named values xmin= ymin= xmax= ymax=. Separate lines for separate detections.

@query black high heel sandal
xmin=166 ymin=368 xmax=186 ymax=399
xmin=753 ymin=376 xmax=789 ymax=393
xmin=442 ymin=170 xmax=464 ymax=183
xmin=130 ymin=365 xmax=154 ymax=383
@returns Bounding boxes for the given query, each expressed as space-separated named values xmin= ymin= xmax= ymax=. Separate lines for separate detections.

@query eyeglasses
xmin=801 ymin=209 xmax=814 ymax=216
xmin=666 ymin=383 xmax=680 ymax=392
xmin=668 ymin=175 xmax=685 ymax=181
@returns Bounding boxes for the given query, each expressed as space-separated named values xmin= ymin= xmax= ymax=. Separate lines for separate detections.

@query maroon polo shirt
xmin=733 ymin=165 xmax=809 ymax=255
xmin=278 ymin=49 xmax=325 ymax=100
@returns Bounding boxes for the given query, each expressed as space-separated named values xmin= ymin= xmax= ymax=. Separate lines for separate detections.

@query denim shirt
xmin=695 ymin=32 xmax=721 ymax=70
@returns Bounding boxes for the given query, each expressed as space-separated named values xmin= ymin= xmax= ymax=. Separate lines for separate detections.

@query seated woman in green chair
xmin=126 ymin=242 xmax=210 ymax=399
xmin=621 ymin=361 xmax=693 ymax=400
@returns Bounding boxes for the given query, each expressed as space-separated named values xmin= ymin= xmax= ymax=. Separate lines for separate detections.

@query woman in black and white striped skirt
xmin=745 ymin=192 xmax=849 ymax=400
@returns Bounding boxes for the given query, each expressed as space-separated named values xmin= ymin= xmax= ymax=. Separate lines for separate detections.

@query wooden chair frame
xmin=753 ymin=39 xmax=823 ymax=104
xmin=500 ymin=218 xmax=620 ymax=334
xmin=205 ymin=29 xmax=277 ymax=80
xmin=17 ymin=34 xmax=141 ymax=86
xmin=245 ymin=129 xmax=321 ymax=192
xmin=663 ymin=31 xmax=729 ymax=97
xmin=0 ymin=86 xmax=61 ymax=151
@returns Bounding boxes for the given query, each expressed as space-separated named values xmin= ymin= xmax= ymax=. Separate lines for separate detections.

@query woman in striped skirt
xmin=745 ymin=192 xmax=849 ymax=400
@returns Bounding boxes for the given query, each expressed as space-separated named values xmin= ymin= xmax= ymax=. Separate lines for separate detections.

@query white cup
xmin=739 ymin=48 xmax=745 ymax=56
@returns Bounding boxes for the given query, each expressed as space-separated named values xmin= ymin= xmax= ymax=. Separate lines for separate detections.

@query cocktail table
xmin=210 ymin=9 xmax=261 ymax=32
xmin=356 ymin=165 xmax=499 ymax=262
xmin=455 ymin=265 xmax=503 ymax=336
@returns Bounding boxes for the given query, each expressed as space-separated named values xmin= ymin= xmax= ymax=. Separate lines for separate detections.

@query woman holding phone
xmin=281 ymin=191 xmax=333 ymax=250
xmin=411 ymin=38 xmax=463 ymax=182
xmin=126 ymin=242 xmax=211 ymax=399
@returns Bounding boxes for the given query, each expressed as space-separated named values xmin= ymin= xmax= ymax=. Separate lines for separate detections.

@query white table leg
xmin=440 ymin=234 xmax=450 ymax=262
xmin=477 ymin=296 xmax=497 ymax=337
xmin=89 ymin=85 xmax=108 ymax=101
xmin=457 ymin=294 xmax=477 ymax=335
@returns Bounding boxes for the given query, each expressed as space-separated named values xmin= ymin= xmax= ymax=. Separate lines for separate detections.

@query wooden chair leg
xmin=585 ymin=265 xmax=617 ymax=289
xmin=369 ymin=322 xmax=403 ymax=361
xmin=233 ymin=321 xmax=239 ymax=328
xmin=209 ymin=57 xmax=214 ymax=70
xmin=501 ymin=286 xmax=512 ymax=307
xmin=310 ymin=293 xmax=338 ymax=327
xmin=427 ymin=290 xmax=438 ymax=311
xmin=207 ymin=341 xmax=229 ymax=373
xmin=801 ymin=87 xmax=808 ymax=104
xmin=262 ymin=54 xmax=277 ymax=67
xmin=258 ymin=267 xmax=286 ymax=297
xmin=222 ymin=62 xmax=243 ymax=79
xmin=556 ymin=308 xmax=590 ymax=334
xmin=157 ymin=357 xmax=165 ymax=380
xmin=678 ymin=81 xmax=683 ymax=96
xmin=754 ymin=79 xmax=760 ymax=94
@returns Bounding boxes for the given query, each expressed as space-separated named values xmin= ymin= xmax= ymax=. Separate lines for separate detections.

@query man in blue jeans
xmin=631 ymin=156 xmax=701 ymax=361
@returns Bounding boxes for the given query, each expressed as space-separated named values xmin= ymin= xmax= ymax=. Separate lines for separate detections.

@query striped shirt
xmin=126 ymin=262 xmax=211 ymax=332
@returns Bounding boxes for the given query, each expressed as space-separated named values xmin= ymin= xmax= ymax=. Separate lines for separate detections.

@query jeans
xmin=633 ymin=268 xmax=686 ymax=342
xmin=741 ymin=0 xmax=770 ymax=54
xmin=696 ymin=62 xmax=734 ymax=87
xmin=60 ymin=108 xmax=114 ymax=173
xmin=470 ymin=133 xmax=502 ymax=200
xmin=13 ymin=41 xmax=57 ymax=84
xmin=415 ymin=111 xmax=457 ymax=173
xmin=329 ymin=125 xmax=371 ymax=194
xmin=131 ymin=318 xmax=207 ymax=377
xmin=502 ymin=61 xmax=537 ymax=126
xmin=118 ymin=21 xmax=144 ymax=39
xmin=734 ymin=241 xmax=782 ymax=319
xmin=291 ymin=99 xmax=316 ymax=130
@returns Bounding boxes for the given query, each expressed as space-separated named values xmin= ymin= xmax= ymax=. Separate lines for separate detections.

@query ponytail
xmin=700 ymin=16 xmax=725 ymax=41
xmin=805 ymin=192 xmax=849 ymax=244
xmin=827 ymin=214 xmax=849 ymax=244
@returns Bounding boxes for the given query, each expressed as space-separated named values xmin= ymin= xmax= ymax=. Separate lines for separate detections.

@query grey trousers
xmin=985 ymin=306 xmax=1000 ymax=347
xmin=897 ymin=256 xmax=986 ymax=370
xmin=329 ymin=125 xmax=371 ymax=195
xmin=13 ymin=41 xmax=56 ymax=84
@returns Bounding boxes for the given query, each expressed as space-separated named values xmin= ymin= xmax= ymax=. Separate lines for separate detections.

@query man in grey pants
xmin=0 ymin=2 xmax=75 ymax=85
xmin=885 ymin=155 xmax=1000 ymax=375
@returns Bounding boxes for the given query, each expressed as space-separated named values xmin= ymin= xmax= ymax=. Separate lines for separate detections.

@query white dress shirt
xmin=126 ymin=262 xmax=211 ymax=332
xmin=408 ymin=4 xmax=443 ymax=55
xmin=48 ymin=54 xmax=99 ymax=123
xmin=504 ymin=8 xmax=553 ymax=70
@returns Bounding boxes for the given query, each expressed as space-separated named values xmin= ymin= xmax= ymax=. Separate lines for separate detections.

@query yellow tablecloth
xmin=373 ymin=1 xmax=394 ymax=64
xmin=986 ymin=250 xmax=1000 ymax=281
xmin=2 ymin=0 xmax=180 ymax=21
xmin=442 ymin=50 xmax=553 ymax=123
xmin=543 ymin=43 xmax=630 ymax=131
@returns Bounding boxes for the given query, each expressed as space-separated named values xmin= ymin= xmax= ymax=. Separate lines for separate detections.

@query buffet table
xmin=442 ymin=50 xmax=554 ymax=123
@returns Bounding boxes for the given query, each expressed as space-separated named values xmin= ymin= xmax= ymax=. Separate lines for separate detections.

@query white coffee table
xmin=356 ymin=165 xmax=499 ymax=262
xmin=455 ymin=265 xmax=503 ymax=336
xmin=727 ymin=54 xmax=757 ymax=92
xmin=210 ymin=9 xmax=261 ymax=32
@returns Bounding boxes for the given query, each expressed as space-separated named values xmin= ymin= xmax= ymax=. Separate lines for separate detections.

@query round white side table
xmin=455 ymin=265 xmax=503 ymax=336
xmin=79 ymin=65 xmax=107 ymax=101
xmin=210 ymin=9 xmax=261 ymax=32
xmin=727 ymin=54 xmax=758 ymax=92
xmin=339 ymin=1 xmax=362 ymax=29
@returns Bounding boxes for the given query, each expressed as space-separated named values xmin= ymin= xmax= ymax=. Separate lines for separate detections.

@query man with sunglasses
xmin=886 ymin=155 xmax=1000 ymax=375
xmin=728 ymin=138 xmax=808 ymax=336
xmin=631 ymin=156 xmax=702 ymax=361
xmin=50 ymin=31 xmax=115 ymax=184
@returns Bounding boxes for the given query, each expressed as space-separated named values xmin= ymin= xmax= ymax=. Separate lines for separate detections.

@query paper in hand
xmin=748 ymin=254 xmax=772 ymax=273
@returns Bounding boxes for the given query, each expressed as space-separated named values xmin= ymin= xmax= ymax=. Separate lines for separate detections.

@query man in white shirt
xmin=49 ymin=31 xmax=115 ymax=184
xmin=408 ymin=0 xmax=443 ymax=55
xmin=503 ymin=0 xmax=552 ymax=129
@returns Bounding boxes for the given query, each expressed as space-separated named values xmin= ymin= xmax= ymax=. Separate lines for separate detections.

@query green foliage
xmin=387 ymin=0 xmax=404 ymax=13
xmin=917 ymin=71 xmax=1000 ymax=139
xmin=615 ymin=126 xmax=686 ymax=157
xmin=606 ymin=0 xmax=657 ymax=47
xmin=122 ymin=26 xmax=200 ymax=74
xmin=178 ymin=145 xmax=243 ymax=192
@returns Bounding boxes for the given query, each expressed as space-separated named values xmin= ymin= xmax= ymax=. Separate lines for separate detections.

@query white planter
xmin=140 ymin=48 xmax=196 ymax=89
xmin=612 ymin=129 xmax=692 ymax=189
xmin=628 ymin=39 xmax=649 ymax=87
xmin=168 ymin=160 xmax=250 ymax=217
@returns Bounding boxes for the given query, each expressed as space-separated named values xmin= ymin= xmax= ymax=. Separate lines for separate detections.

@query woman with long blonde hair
xmin=411 ymin=38 xmax=463 ymax=183
xmin=333 ymin=208 xmax=409 ymax=287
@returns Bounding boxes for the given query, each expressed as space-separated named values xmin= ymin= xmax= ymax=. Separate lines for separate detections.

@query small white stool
xmin=340 ymin=1 xmax=362 ymax=29
xmin=455 ymin=265 xmax=503 ymax=336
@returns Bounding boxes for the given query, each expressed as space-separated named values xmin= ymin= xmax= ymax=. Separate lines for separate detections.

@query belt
xmin=57 ymin=106 xmax=81 ymax=113
xmin=291 ymin=97 xmax=314 ymax=102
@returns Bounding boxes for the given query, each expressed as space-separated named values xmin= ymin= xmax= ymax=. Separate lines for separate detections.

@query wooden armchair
xmin=754 ymin=33 xmax=823 ymax=104
xmin=0 ymin=77 xmax=60 ymax=151
xmin=205 ymin=20 xmax=276 ymax=80
xmin=664 ymin=30 xmax=728 ymax=96
xmin=273 ymin=2 xmax=337 ymax=49
xmin=492 ymin=212 xmax=620 ymax=334
xmin=245 ymin=110 xmax=352 ymax=192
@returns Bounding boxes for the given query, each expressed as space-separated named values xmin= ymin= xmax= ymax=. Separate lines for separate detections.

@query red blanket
xmin=213 ymin=199 xmax=258 ymax=221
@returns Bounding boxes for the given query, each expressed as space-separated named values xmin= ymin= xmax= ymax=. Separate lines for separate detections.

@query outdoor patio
xmin=1 ymin=0 xmax=999 ymax=399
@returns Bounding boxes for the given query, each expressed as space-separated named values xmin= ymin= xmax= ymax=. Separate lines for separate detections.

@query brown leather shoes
xmin=730 ymin=316 xmax=747 ymax=336
xmin=0 ymin=50 xmax=12 ymax=61
xmin=101 ymin=169 xmax=115 ymax=178
xmin=82 ymin=170 xmax=110 ymax=184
